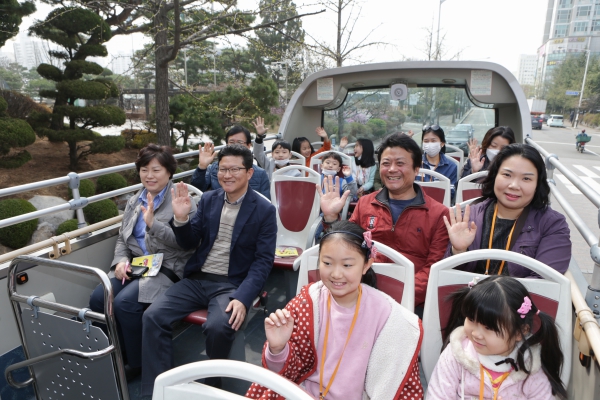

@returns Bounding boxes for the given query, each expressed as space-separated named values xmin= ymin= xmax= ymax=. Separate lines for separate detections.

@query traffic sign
xmin=566 ymin=90 xmax=580 ymax=96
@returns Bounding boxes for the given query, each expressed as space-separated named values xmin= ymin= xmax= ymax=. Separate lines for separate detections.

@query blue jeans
xmin=89 ymin=278 xmax=149 ymax=368
xmin=140 ymin=278 xmax=238 ymax=396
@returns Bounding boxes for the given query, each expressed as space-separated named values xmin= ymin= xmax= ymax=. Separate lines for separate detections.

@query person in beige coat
xmin=89 ymin=144 xmax=196 ymax=380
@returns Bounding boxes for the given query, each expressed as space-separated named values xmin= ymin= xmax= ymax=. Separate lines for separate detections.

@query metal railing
xmin=0 ymin=135 xmax=279 ymax=230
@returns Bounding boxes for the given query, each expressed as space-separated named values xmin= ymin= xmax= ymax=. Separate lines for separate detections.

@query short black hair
xmin=480 ymin=143 xmax=550 ymax=209
xmin=292 ymin=137 xmax=315 ymax=154
xmin=481 ymin=126 xmax=516 ymax=152
xmin=377 ymin=133 xmax=421 ymax=170
xmin=135 ymin=143 xmax=177 ymax=178
xmin=225 ymin=126 xmax=252 ymax=144
xmin=321 ymin=151 xmax=343 ymax=166
xmin=218 ymin=144 xmax=254 ymax=170
xmin=272 ymin=140 xmax=291 ymax=152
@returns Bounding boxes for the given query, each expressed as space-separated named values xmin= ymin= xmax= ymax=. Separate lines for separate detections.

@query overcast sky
xmin=5 ymin=0 xmax=547 ymax=75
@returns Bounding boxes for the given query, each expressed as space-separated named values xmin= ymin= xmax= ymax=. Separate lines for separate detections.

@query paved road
xmin=527 ymin=124 xmax=600 ymax=284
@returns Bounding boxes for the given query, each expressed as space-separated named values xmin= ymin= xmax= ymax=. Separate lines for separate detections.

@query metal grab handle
xmin=5 ymin=345 xmax=114 ymax=389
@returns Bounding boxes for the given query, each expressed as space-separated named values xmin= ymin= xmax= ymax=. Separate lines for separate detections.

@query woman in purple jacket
xmin=443 ymin=143 xmax=571 ymax=276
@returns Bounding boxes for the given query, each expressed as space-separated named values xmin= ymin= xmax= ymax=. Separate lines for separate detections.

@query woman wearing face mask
xmin=462 ymin=126 xmax=516 ymax=177
xmin=419 ymin=125 xmax=458 ymax=200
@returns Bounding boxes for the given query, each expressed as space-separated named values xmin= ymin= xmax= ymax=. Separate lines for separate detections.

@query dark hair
xmin=321 ymin=151 xmax=343 ymax=166
xmin=442 ymin=276 xmax=566 ymax=399
xmin=272 ymin=140 xmax=292 ymax=152
xmin=319 ymin=220 xmax=377 ymax=288
xmin=355 ymin=138 xmax=376 ymax=168
xmin=480 ymin=143 xmax=550 ymax=209
xmin=422 ymin=127 xmax=447 ymax=154
xmin=292 ymin=137 xmax=315 ymax=155
xmin=135 ymin=143 xmax=177 ymax=178
xmin=225 ymin=125 xmax=252 ymax=144
xmin=377 ymin=133 xmax=421 ymax=170
xmin=217 ymin=144 xmax=254 ymax=170
xmin=481 ymin=126 xmax=516 ymax=152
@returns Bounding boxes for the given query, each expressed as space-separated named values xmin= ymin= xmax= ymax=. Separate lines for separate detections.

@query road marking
xmin=555 ymin=173 xmax=582 ymax=194
xmin=580 ymin=176 xmax=600 ymax=195
xmin=574 ymin=165 xmax=600 ymax=178
xmin=532 ymin=140 xmax=600 ymax=149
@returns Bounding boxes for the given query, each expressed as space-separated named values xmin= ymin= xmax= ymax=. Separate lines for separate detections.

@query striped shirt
xmin=201 ymin=200 xmax=242 ymax=275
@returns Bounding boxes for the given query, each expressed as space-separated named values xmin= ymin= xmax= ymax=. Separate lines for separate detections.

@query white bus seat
xmin=415 ymin=168 xmax=451 ymax=207
xmin=311 ymin=141 xmax=323 ymax=151
xmin=445 ymin=144 xmax=465 ymax=178
xmin=288 ymin=150 xmax=305 ymax=165
xmin=421 ymin=249 xmax=572 ymax=386
xmin=295 ymin=242 xmax=415 ymax=312
xmin=152 ymin=359 xmax=313 ymax=400
xmin=455 ymin=170 xmax=488 ymax=204
xmin=186 ymin=184 xmax=203 ymax=205
xmin=270 ymin=166 xmax=322 ymax=300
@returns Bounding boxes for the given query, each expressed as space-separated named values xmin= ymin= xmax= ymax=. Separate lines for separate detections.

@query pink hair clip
xmin=468 ymin=277 xmax=480 ymax=289
xmin=362 ymin=231 xmax=378 ymax=260
xmin=517 ymin=296 xmax=532 ymax=318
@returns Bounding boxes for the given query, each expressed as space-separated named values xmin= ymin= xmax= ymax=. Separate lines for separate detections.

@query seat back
xmin=271 ymin=166 xmax=321 ymax=249
xmin=288 ymin=151 xmax=306 ymax=165
xmin=455 ymin=170 xmax=488 ymax=204
xmin=415 ymin=168 xmax=451 ymax=206
xmin=445 ymin=156 xmax=460 ymax=183
xmin=445 ymin=144 xmax=465 ymax=178
xmin=152 ymin=360 xmax=313 ymax=400
xmin=310 ymin=150 xmax=353 ymax=175
xmin=295 ymin=242 xmax=415 ymax=312
xmin=421 ymin=249 xmax=572 ymax=386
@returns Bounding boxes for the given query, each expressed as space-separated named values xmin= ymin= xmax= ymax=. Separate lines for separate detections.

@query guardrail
xmin=0 ymin=135 xmax=279 ymax=230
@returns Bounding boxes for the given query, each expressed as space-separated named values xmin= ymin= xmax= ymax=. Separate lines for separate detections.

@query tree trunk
xmin=154 ymin=6 xmax=171 ymax=147
xmin=68 ymin=140 xmax=79 ymax=170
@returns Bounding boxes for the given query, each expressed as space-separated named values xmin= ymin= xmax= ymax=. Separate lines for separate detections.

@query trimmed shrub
xmin=83 ymin=199 xmax=118 ymax=224
xmin=0 ymin=90 xmax=53 ymax=119
xmin=96 ymin=173 xmax=127 ymax=193
xmin=68 ymin=178 xmax=96 ymax=199
xmin=0 ymin=118 xmax=36 ymax=156
xmin=0 ymin=199 xmax=38 ymax=248
xmin=0 ymin=150 xmax=32 ymax=169
xmin=56 ymin=219 xmax=79 ymax=235
xmin=132 ymin=132 xmax=158 ymax=149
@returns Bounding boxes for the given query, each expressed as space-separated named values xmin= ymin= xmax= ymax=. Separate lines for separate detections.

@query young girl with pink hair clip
xmin=428 ymin=275 xmax=566 ymax=400
xmin=247 ymin=220 xmax=424 ymax=400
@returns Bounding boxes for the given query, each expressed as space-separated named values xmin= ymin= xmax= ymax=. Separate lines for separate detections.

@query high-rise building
xmin=536 ymin=0 xmax=600 ymax=95
xmin=517 ymin=54 xmax=538 ymax=85
xmin=13 ymin=32 xmax=48 ymax=70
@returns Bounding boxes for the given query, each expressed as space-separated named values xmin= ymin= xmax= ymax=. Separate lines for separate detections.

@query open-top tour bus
xmin=1 ymin=61 xmax=599 ymax=400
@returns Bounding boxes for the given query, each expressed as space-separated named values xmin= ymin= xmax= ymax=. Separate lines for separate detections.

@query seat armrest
xmin=306 ymin=216 xmax=323 ymax=249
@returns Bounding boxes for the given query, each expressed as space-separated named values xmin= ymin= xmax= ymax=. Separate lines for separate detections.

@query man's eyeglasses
xmin=422 ymin=124 xmax=442 ymax=133
xmin=227 ymin=140 xmax=248 ymax=145
xmin=217 ymin=167 xmax=247 ymax=175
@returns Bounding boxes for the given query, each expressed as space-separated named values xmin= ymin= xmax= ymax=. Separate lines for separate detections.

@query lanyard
xmin=484 ymin=203 xmax=518 ymax=275
xmin=319 ymin=285 xmax=362 ymax=400
xmin=479 ymin=364 xmax=510 ymax=400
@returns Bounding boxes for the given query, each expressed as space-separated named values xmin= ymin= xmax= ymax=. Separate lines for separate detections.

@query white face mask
xmin=486 ymin=148 xmax=500 ymax=162
xmin=322 ymin=169 xmax=338 ymax=176
xmin=274 ymin=159 xmax=289 ymax=167
xmin=423 ymin=142 xmax=441 ymax=158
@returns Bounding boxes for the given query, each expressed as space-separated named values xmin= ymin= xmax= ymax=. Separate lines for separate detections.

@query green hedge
xmin=83 ymin=199 xmax=118 ymax=224
xmin=0 ymin=118 xmax=36 ymax=156
xmin=132 ymin=132 xmax=157 ymax=149
xmin=0 ymin=199 xmax=38 ymax=248
xmin=96 ymin=173 xmax=127 ymax=193
xmin=0 ymin=150 xmax=32 ymax=169
xmin=56 ymin=219 xmax=78 ymax=235
xmin=68 ymin=178 xmax=96 ymax=199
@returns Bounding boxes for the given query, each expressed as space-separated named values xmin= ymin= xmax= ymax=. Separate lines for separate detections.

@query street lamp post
xmin=575 ymin=47 xmax=592 ymax=128
xmin=436 ymin=0 xmax=447 ymax=60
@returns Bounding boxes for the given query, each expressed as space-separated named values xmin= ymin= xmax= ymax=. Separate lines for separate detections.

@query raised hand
xmin=315 ymin=127 xmax=328 ymax=139
xmin=252 ymin=116 xmax=267 ymax=136
xmin=317 ymin=175 xmax=350 ymax=222
xmin=265 ymin=308 xmax=294 ymax=355
xmin=199 ymin=142 xmax=216 ymax=169
xmin=339 ymin=136 xmax=348 ymax=149
xmin=171 ymin=181 xmax=191 ymax=222
xmin=140 ymin=192 xmax=155 ymax=229
xmin=468 ymin=141 xmax=484 ymax=173
xmin=342 ymin=165 xmax=352 ymax=177
xmin=407 ymin=130 xmax=414 ymax=138
xmin=443 ymin=204 xmax=477 ymax=254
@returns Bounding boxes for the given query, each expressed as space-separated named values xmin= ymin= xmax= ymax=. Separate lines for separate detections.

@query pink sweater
xmin=266 ymin=284 xmax=391 ymax=400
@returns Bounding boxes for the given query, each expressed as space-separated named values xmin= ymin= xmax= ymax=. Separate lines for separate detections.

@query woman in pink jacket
xmin=427 ymin=276 xmax=566 ymax=400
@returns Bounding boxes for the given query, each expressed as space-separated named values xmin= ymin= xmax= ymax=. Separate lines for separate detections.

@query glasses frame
xmin=227 ymin=140 xmax=249 ymax=146
xmin=217 ymin=167 xmax=248 ymax=175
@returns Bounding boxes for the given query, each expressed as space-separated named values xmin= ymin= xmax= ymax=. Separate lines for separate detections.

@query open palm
xmin=317 ymin=175 xmax=349 ymax=221
xmin=171 ymin=181 xmax=191 ymax=221
xmin=265 ymin=309 xmax=295 ymax=354
xmin=443 ymin=204 xmax=477 ymax=252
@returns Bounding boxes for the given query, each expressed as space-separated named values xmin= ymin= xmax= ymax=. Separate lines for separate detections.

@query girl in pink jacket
xmin=427 ymin=276 xmax=566 ymax=400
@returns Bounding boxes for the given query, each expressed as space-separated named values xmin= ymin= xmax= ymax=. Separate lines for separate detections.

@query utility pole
xmin=575 ymin=46 xmax=591 ymax=128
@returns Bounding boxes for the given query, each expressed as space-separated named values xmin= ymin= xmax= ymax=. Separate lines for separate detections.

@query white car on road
xmin=547 ymin=114 xmax=565 ymax=127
